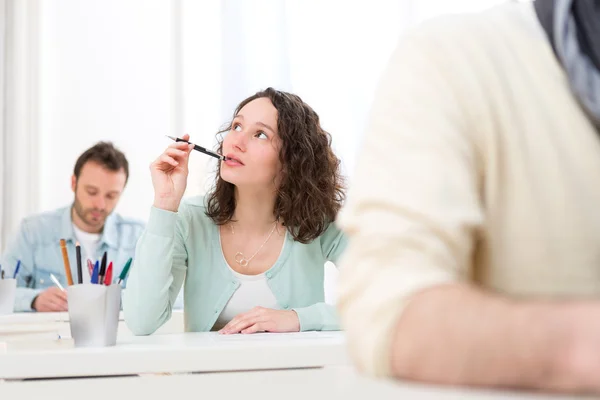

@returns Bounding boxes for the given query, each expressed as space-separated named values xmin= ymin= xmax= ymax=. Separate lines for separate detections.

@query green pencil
xmin=117 ymin=258 xmax=133 ymax=284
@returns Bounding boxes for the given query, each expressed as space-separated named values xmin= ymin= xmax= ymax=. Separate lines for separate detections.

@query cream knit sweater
xmin=338 ymin=1 xmax=600 ymax=376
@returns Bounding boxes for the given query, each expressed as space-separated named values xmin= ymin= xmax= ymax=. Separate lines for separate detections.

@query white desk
xmin=0 ymin=331 xmax=348 ymax=379
xmin=0 ymin=366 xmax=587 ymax=400
xmin=0 ymin=310 xmax=184 ymax=340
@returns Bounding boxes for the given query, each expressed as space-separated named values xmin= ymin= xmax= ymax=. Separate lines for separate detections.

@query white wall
xmin=15 ymin=0 xmax=507 ymax=302
xmin=38 ymin=0 xmax=173 ymax=221
xmin=34 ymin=0 xmax=507 ymax=222
xmin=413 ymin=0 xmax=507 ymax=21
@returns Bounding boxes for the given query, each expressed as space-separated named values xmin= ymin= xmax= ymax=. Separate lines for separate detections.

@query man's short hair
xmin=73 ymin=142 xmax=129 ymax=182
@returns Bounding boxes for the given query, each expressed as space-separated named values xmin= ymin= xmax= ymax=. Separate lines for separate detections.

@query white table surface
xmin=0 ymin=366 xmax=589 ymax=400
xmin=0 ymin=310 xmax=184 ymax=339
xmin=0 ymin=311 xmax=124 ymax=323
xmin=0 ymin=331 xmax=348 ymax=379
xmin=0 ymin=312 xmax=72 ymax=323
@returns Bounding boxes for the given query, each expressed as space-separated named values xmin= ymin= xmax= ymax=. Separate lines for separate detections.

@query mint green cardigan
xmin=123 ymin=196 xmax=347 ymax=335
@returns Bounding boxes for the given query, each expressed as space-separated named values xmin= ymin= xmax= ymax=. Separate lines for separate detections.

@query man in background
xmin=1 ymin=142 xmax=144 ymax=312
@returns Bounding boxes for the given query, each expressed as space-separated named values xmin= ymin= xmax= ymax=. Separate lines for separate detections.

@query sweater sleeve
xmin=123 ymin=205 xmax=189 ymax=335
xmin=337 ymin=19 xmax=484 ymax=377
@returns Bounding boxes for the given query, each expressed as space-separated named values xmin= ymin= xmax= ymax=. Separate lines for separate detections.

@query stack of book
xmin=0 ymin=313 xmax=72 ymax=352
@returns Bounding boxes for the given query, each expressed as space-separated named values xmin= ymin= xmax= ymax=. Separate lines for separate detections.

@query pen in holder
xmin=0 ymin=278 xmax=16 ymax=315
xmin=67 ymin=284 xmax=121 ymax=347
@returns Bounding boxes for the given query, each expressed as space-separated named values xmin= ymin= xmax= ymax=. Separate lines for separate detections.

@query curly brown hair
xmin=205 ymin=87 xmax=345 ymax=244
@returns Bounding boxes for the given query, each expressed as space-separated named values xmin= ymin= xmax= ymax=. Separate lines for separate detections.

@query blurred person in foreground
xmin=338 ymin=0 xmax=600 ymax=394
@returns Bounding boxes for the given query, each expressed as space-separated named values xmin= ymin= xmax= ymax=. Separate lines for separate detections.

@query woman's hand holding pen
xmin=151 ymin=133 xmax=194 ymax=212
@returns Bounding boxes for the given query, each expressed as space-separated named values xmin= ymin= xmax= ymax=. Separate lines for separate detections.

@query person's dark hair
xmin=73 ymin=142 xmax=129 ymax=182
xmin=206 ymin=87 xmax=345 ymax=243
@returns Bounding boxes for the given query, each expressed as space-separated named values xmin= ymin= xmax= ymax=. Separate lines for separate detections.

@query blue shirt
xmin=0 ymin=205 xmax=145 ymax=311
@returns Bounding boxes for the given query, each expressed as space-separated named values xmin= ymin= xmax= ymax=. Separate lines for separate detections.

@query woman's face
xmin=220 ymin=97 xmax=282 ymax=190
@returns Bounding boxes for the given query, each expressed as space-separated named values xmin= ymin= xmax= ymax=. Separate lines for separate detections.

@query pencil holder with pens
xmin=67 ymin=284 xmax=121 ymax=347
xmin=0 ymin=278 xmax=16 ymax=315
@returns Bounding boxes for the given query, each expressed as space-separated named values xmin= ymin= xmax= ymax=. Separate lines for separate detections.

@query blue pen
xmin=13 ymin=260 xmax=21 ymax=279
xmin=91 ymin=260 xmax=99 ymax=284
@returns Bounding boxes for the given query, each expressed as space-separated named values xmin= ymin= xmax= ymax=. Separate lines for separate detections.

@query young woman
xmin=124 ymin=88 xmax=347 ymax=335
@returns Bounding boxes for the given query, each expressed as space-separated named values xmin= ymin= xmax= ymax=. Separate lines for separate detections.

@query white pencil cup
xmin=0 ymin=279 xmax=17 ymax=315
xmin=67 ymin=284 xmax=121 ymax=347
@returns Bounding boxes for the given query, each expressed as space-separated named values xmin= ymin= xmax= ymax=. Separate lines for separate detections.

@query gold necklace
xmin=230 ymin=222 xmax=277 ymax=267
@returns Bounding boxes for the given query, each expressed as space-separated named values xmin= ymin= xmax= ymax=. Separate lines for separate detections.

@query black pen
xmin=98 ymin=251 xmax=107 ymax=285
xmin=75 ymin=242 xmax=83 ymax=284
xmin=166 ymin=136 xmax=228 ymax=161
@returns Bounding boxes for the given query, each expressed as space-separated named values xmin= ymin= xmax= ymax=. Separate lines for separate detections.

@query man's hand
xmin=32 ymin=287 xmax=68 ymax=312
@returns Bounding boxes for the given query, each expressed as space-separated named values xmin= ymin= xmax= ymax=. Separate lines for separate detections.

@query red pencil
xmin=104 ymin=261 xmax=113 ymax=286
xmin=87 ymin=259 xmax=94 ymax=277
